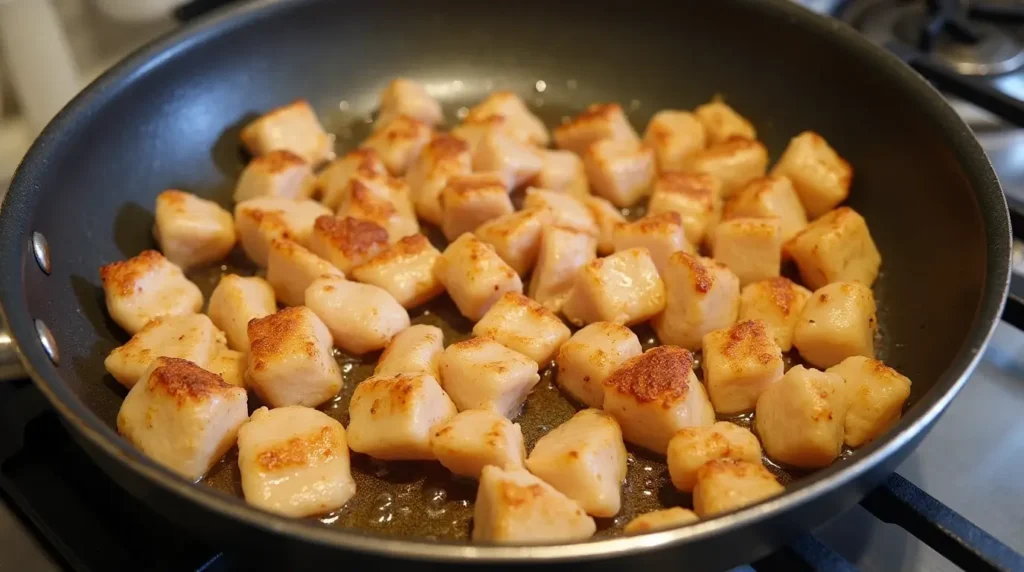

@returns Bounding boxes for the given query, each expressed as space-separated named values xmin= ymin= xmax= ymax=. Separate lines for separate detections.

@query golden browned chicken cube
xmin=724 ymin=175 xmax=808 ymax=242
xmin=643 ymin=110 xmax=707 ymax=172
xmin=784 ymin=207 xmax=882 ymax=290
xmin=602 ymin=346 xmax=715 ymax=453
xmin=653 ymin=252 xmax=740 ymax=350
xmin=792 ymin=281 xmax=877 ymax=368
xmin=702 ymin=320 xmax=784 ymax=414
xmin=234 ymin=150 xmax=314 ymax=203
xmin=555 ymin=321 xmax=642 ymax=408
xmin=528 ymin=226 xmax=598 ymax=313
xmin=554 ymin=103 xmax=640 ymax=156
xmin=535 ymin=149 xmax=589 ymax=198
xmin=827 ymin=356 xmax=912 ymax=447
xmin=430 ymin=409 xmax=525 ymax=479
xmin=234 ymin=197 xmax=332 ymax=266
xmin=624 ymin=508 xmax=699 ymax=534
xmin=265 ymin=238 xmax=344 ymax=307
xmin=104 ymin=313 xmax=221 ymax=388
xmin=359 ymin=114 xmax=432 ymax=176
xmin=667 ymin=421 xmax=762 ymax=492
xmin=405 ymin=133 xmax=472 ymax=225
xmin=376 ymin=78 xmax=444 ymax=129
xmin=612 ymin=212 xmax=692 ymax=274
xmin=466 ymin=91 xmax=549 ymax=147
xmin=237 ymin=406 xmax=356 ymax=517
xmin=207 ymin=274 xmax=276 ymax=352
xmin=434 ymin=233 xmax=523 ymax=321
xmin=307 ymin=215 xmax=389 ymax=276
xmin=694 ymin=101 xmax=757 ymax=145
xmin=100 ymin=250 xmax=203 ymax=334
xmin=240 ymin=99 xmax=334 ymax=166
xmin=472 ymin=465 xmax=596 ymax=544
xmin=335 ymin=179 xmax=419 ymax=243
xmin=647 ymin=172 xmax=724 ymax=246
xmin=685 ymin=139 xmax=768 ymax=198
xmin=523 ymin=187 xmax=600 ymax=236
xmin=473 ymin=292 xmax=572 ymax=365
xmin=438 ymin=336 xmax=540 ymax=418
xmin=583 ymin=138 xmax=656 ymax=207
xmin=563 ymin=248 xmax=666 ymax=327
xmin=450 ymin=115 xmax=507 ymax=157
xmin=208 ymin=346 xmax=246 ymax=388
xmin=304 ymin=274 xmax=410 ymax=355
xmin=693 ymin=459 xmax=783 ymax=517
xmin=739 ymin=277 xmax=812 ymax=352
xmin=317 ymin=149 xmax=388 ymax=210
xmin=583 ymin=196 xmax=626 ymax=255
xmin=475 ymin=207 xmax=552 ymax=276
xmin=440 ymin=172 xmax=514 ymax=241
xmin=525 ymin=409 xmax=628 ymax=517
xmin=772 ymin=131 xmax=852 ymax=218
xmin=153 ymin=190 xmax=236 ymax=271
xmin=711 ymin=217 xmax=782 ymax=286
xmin=246 ymin=306 xmax=341 ymax=408
xmin=374 ymin=324 xmax=444 ymax=379
xmin=473 ymin=130 xmax=544 ymax=190
xmin=351 ymin=234 xmax=445 ymax=309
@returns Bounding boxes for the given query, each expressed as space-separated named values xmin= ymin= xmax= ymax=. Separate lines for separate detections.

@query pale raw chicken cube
xmin=535 ymin=149 xmax=589 ymax=198
xmin=612 ymin=212 xmax=692 ymax=274
xmin=234 ymin=197 xmax=332 ymax=266
xmin=375 ymin=324 xmax=444 ymax=379
xmin=624 ymin=508 xmax=699 ymax=534
xmin=431 ymin=409 xmax=525 ymax=479
xmin=450 ymin=115 xmax=507 ymax=158
xmin=351 ymin=234 xmax=445 ymax=309
xmin=246 ymin=306 xmax=341 ymax=408
xmin=434 ymin=233 xmax=523 ymax=321
xmin=405 ymin=133 xmax=472 ymax=225
xmin=739 ymin=277 xmax=812 ymax=351
xmin=724 ymin=175 xmax=807 ymax=242
xmin=784 ymin=207 xmax=882 ymax=290
xmin=555 ymin=322 xmax=641 ymax=408
xmin=772 ymin=131 xmax=852 ymax=218
xmin=583 ymin=138 xmax=656 ymax=207
xmin=240 ymin=99 xmax=334 ymax=166
xmin=685 ymin=139 xmax=768 ymax=198
xmin=466 ymin=91 xmax=549 ymax=146
xmin=648 ymin=172 xmax=724 ymax=246
xmin=563 ymin=248 xmax=666 ymax=327
xmin=440 ymin=172 xmax=515 ymax=240
xmin=153 ymin=190 xmax=236 ymax=271
xmin=693 ymin=459 xmax=783 ymax=517
xmin=304 ymin=274 xmax=410 ymax=355
xmin=376 ymin=78 xmax=443 ymax=129
xmin=653 ymin=252 xmax=740 ymax=350
xmin=266 ymin=238 xmax=344 ymax=307
xmin=335 ymin=179 xmax=419 ymax=242
xmin=602 ymin=346 xmax=715 ymax=454
xmin=712 ymin=217 xmax=783 ymax=286
xmin=475 ymin=207 xmax=552 ymax=275
xmin=307 ymin=215 xmax=389 ymax=276
xmin=525 ymin=409 xmax=627 ymax=517
xmin=702 ymin=320 xmax=784 ymax=414
xmin=523 ymin=187 xmax=599 ymax=236
xmin=827 ymin=356 xmax=912 ymax=447
xmin=554 ymin=103 xmax=640 ymax=155
xmin=104 ymin=314 xmax=220 ymax=388
xmin=237 ymin=406 xmax=355 ymax=517
xmin=208 ymin=346 xmax=246 ymax=388
xmin=473 ymin=292 xmax=571 ymax=365
xmin=583 ymin=196 xmax=626 ymax=255
xmin=438 ymin=336 xmax=540 ymax=418
xmin=528 ymin=226 xmax=598 ymax=313
xmin=693 ymin=101 xmax=757 ymax=145
xmin=792 ymin=281 xmax=877 ymax=368
xmin=359 ymin=114 xmax=432 ymax=175
xmin=118 ymin=357 xmax=248 ymax=481
xmin=207 ymin=274 xmax=276 ymax=352
xmin=667 ymin=421 xmax=762 ymax=492
xmin=317 ymin=149 xmax=387 ymax=210
xmin=347 ymin=373 xmax=457 ymax=460
xmin=472 ymin=465 xmax=596 ymax=544
xmin=643 ymin=110 xmax=707 ymax=172
xmin=755 ymin=365 xmax=849 ymax=468
xmin=473 ymin=130 xmax=544 ymax=189
xmin=100 ymin=250 xmax=203 ymax=335
xmin=234 ymin=150 xmax=314 ymax=203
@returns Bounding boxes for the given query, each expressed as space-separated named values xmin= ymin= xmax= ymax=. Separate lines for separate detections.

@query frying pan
xmin=0 ymin=0 xmax=1013 ymax=568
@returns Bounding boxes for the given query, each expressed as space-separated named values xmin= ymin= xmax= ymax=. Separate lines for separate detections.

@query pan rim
xmin=0 ymin=0 xmax=1011 ymax=563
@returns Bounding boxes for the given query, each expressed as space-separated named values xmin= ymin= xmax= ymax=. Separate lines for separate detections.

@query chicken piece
xmin=376 ymin=78 xmax=443 ymax=129
xmin=335 ymin=176 xmax=419 ymax=242
xmin=440 ymin=172 xmax=515 ymax=240
xmin=266 ymin=238 xmax=344 ymax=307
xmin=648 ymin=172 xmax=723 ymax=246
xmin=359 ymin=114 xmax=431 ymax=175
xmin=473 ymin=292 xmax=572 ymax=365
xmin=772 ymin=131 xmax=852 ymax=219
xmin=152 ymin=190 xmax=236 ymax=271
xmin=118 ymin=357 xmax=247 ymax=481
xmin=554 ymin=103 xmax=640 ymax=156
xmin=693 ymin=459 xmax=783 ymax=517
xmin=100 ymin=250 xmax=203 ymax=335
xmin=612 ymin=212 xmax=692 ymax=274
xmin=473 ymin=130 xmax=544 ymax=190
xmin=555 ymin=322 xmax=641 ymax=408
xmin=237 ymin=406 xmax=355 ymax=517
xmin=522 ymin=187 xmax=599 ymax=236
xmin=304 ymin=274 xmax=410 ymax=355
xmin=234 ymin=197 xmax=332 ymax=266
xmin=208 ymin=346 xmax=246 ymax=388
xmin=602 ymin=346 xmax=715 ymax=453
xmin=528 ymin=226 xmax=598 ymax=313
xmin=234 ymin=150 xmax=314 ymax=203
xmin=348 ymin=373 xmax=457 ymax=460
xmin=431 ymin=410 xmax=525 ymax=479
xmin=307 ymin=215 xmax=389 ymax=276
xmin=240 ymin=99 xmax=334 ymax=166
xmin=784 ymin=207 xmax=881 ymax=290
xmin=792 ymin=281 xmax=877 ymax=369
xmin=535 ymin=149 xmax=589 ymax=198
xmin=711 ymin=217 xmax=782 ymax=286
xmin=375 ymin=324 xmax=444 ymax=379
xmin=246 ymin=306 xmax=341 ymax=408
xmin=685 ymin=139 xmax=768 ymax=198
xmin=653 ymin=252 xmax=740 ymax=350
xmin=104 ymin=313 xmax=221 ymax=388
xmin=583 ymin=138 xmax=656 ymax=207
xmin=438 ymin=336 xmax=540 ymax=418
xmin=207 ymin=274 xmax=276 ymax=352
xmin=643 ymin=110 xmax=707 ymax=172
xmin=667 ymin=422 xmax=762 ymax=492
xmin=317 ymin=149 xmax=388 ymax=210
xmin=563 ymin=248 xmax=666 ymax=327
xmin=475 ymin=207 xmax=552 ymax=276
xmin=702 ymin=320 xmax=784 ymax=414
xmin=405 ymin=133 xmax=472 ymax=225
xmin=693 ymin=101 xmax=756 ymax=145
xmin=351 ymin=234 xmax=445 ymax=309
xmin=472 ymin=465 xmax=596 ymax=544
xmin=525 ymin=409 xmax=627 ymax=517
xmin=466 ymin=91 xmax=549 ymax=147
xmin=827 ymin=356 xmax=912 ymax=447
xmin=583 ymin=196 xmax=626 ymax=255
xmin=434 ymin=233 xmax=523 ymax=321
xmin=724 ymin=175 xmax=807 ymax=242
xmin=739 ymin=277 xmax=812 ymax=351
xmin=450 ymin=115 xmax=507 ymax=158
xmin=624 ymin=508 xmax=700 ymax=534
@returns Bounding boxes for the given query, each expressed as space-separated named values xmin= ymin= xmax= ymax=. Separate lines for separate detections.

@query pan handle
xmin=0 ymin=327 xmax=27 ymax=381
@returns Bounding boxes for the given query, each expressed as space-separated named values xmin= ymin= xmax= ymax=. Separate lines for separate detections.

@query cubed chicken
xmin=711 ymin=217 xmax=782 ymax=286
xmin=466 ymin=91 xmax=549 ymax=146
xmin=440 ymin=172 xmax=514 ymax=240
xmin=693 ymin=101 xmax=757 ymax=145
xmin=431 ymin=409 xmax=525 ymax=479
xmin=207 ymin=274 xmax=276 ymax=352
xmin=100 ymin=250 xmax=203 ymax=334
xmin=153 ymin=190 xmax=236 ymax=271
xmin=351 ymin=234 xmax=445 ymax=309
xmin=237 ymin=406 xmax=356 ymax=517
xmin=472 ymin=465 xmax=596 ymax=544
xmin=643 ymin=110 xmax=707 ymax=172
xmin=667 ymin=421 xmax=762 ymax=492
xmin=266 ymin=238 xmax=344 ymax=307
xmin=375 ymin=324 xmax=444 ymax=379
xmin=434 ymin=233 xmax=523 ymax=321
xmin=438 ymin=336 xmax=540 ymax=418
xmin=304 ymin=274 xmax=410 ymax=355
xmin=624 ymin=508 xmax=700 ymax=534
xmin=555 ymin=321 xmax=642 ymax=408
xmin=522 ymin=187 xmax=599 ymax=236
xmin=376 ymin=78 xmax=444 ymax=129
xmin=359 ymin=114 xmax=432 ymax=175
xmin=702 ymin=320 xmax=784 ymax=414
xmin=405 ymin=133 xmax=472 ymax=225
xmin=535 ymin=149 xmax=589 ymax=198
xmin=528 ymin=226 xmax=598 ymax=313
xmin=653 ymin=252 xmax=740 ymax=350
xmin=739 ymin=277 xmax=812 ymax=351
xmin=317 ymin=149 xmax=388 ymax=210
xmin=307 ymin=215 xmax=390 ymax=276
xmin=208 ymin=346 xmax=246 ymax=388
xmin=583 ymin=138 xmax=656 ymax=207
xmin=562 ymin=248 xmax=666 ymax=327
xmin=724 ymin=175 xmax=808 ymax=242
xmin=525 ymin=409 xmax=627 ymax=517
xmin=450 ymin=115 xmax=507 ymax=157
xmin=554 ymin=103 xmax=640 ymax=156
xmin=647 ymin=172 xmax=724 ymax=246
xmin=104 ymin=313 xmax=221 ymax=388
xmin=240 ymin=99 xmax=334 ymax=166
xmin=685 ymin=139 xmax=768 ymax=198
xmin=792 ymin=281 xmax=877 ymax=369
xmin=583 ymin=196 xmax=626 ymax=255
xmin=772 ymin=131 xmax=852 ymax=218
xmin=246 ymin=306 xmax=341 ymax=408
xmin=692 ymin=459 xmax=783 ymax=517
xmin=827 ymin=356 xmax=912 ymax=447
xmin=347 ymin=372 xmax=457 ymax=460
xmin=784 ymin=207 xmax=881 ymax=290
xmin=475 ymin=207 xmax=552 ymax=276
xmin=473 ymin=292 xmax=572 ymax=365
xmin=234 ymin=150 xmax=314 ymax=203
xmin=234 ymin=197 xmax=332 ymax=266
xmin=335 ymin=178 xmax=419 ymax=242
xmin=473 ymin=130 xmax=543 ymax=189
xmin=602 ymin=346 xmax=715 ymax=453
xmin=612 ymin=212 xmax=692 ymax=274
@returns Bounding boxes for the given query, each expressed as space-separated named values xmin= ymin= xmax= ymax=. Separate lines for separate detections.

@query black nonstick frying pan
xmin=0 ymin=0 xmax=1014 ymax=568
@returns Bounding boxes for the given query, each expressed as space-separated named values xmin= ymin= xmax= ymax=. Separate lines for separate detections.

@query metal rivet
xmin=35 ymin=319 xmax=58 ymax=365
xmin=31 ymin=232 xmax=51 ymax=274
